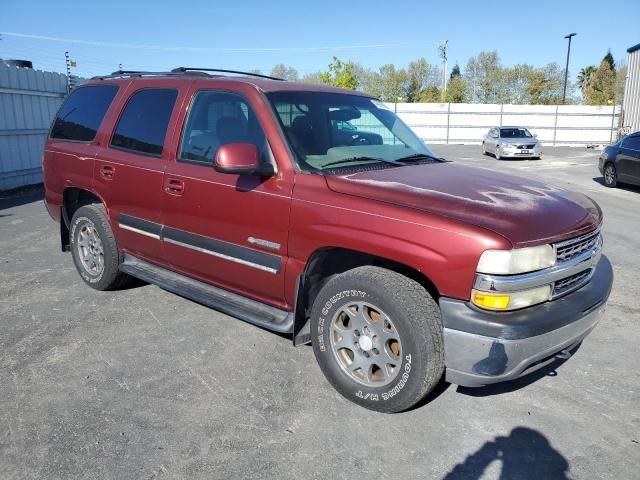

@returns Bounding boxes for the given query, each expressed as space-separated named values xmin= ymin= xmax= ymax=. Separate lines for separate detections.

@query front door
xmin=161 ymin=88 xmax=293 ymax=306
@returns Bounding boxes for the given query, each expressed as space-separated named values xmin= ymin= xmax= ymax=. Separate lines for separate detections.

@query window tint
xmin=111 ymin=89 xmax=178 ymax=156
xmin=50 ymin=85 xmax=118 ymax=141
xmin=179 ymin=91 xmax=268 ymax=165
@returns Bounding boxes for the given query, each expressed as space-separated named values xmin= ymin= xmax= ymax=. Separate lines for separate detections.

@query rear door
xmin=93 ymin=82 xmax=188 ymax=265
xmin=161 ymin=86 xmax=293 ymax=306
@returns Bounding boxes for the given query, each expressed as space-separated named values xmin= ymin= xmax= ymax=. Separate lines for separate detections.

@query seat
xmin=216 ymin=116 xmax=247 ymax=145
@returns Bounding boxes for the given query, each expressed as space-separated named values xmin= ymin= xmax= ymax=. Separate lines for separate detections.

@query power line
xmin=0 ymin=31 xmax=427 ymax=53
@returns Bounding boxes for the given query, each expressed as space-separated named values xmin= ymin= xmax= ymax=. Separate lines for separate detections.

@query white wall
xmin=386 ymin=102 xmax=620 ymax=146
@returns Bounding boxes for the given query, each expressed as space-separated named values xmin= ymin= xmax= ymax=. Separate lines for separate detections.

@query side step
xmin=120 ymin=255 xmax=294 ymax=334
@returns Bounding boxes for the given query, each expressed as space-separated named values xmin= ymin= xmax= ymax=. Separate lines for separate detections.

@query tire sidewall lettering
xmin=316 ymin=288 xmax=414 ymax=402
xmin=317 ymin=289 xmax=366 ymax=352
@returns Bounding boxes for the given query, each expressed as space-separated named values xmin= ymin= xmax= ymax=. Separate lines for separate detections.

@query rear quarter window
xmin=50 ymin=85 xmax=119 ymax=142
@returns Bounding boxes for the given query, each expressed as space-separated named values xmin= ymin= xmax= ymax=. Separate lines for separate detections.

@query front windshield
xmin=267 ymin=91 xmax=435 ymax=172
xmin=500 ymin=128 xmax=532 ymax=138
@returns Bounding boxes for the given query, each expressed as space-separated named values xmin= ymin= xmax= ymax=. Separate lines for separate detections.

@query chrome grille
xmin=517 ymin=144 xmax=535 ymax=149
xmin=555 ymin=230 xmax=600 ymax=263
xmin=553 ymin=269 xmax=591 ymax=297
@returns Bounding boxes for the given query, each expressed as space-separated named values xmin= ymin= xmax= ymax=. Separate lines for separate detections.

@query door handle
xmin=100 ymin=165 xmax=115 ymax=180
xmin=164 ymin=178 xmax=185 ymax=195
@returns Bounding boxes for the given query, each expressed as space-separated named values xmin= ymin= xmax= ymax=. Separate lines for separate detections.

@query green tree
xmin=524 ymin=63 xmax=566 ymax=104
xmin=300 ymin=71 xmax=324 ymax=85
xmin=405 ymin=58 xmax=439 ymax=102
xmin=602 ymin=50 xmax=615 ymax=72
xmin=584 ymin=60 xmax=616 ymax=105
xmin=270 ymin=64 xmax=299 ymax=81
xmin=363 ymin=64 xmax=408 ymax=101
xmin=577 ymin=65 xmax=597 ymax=95
xmin=464 ymin=51 xmax=510 ymax=103
xmin=450 ymin=63 xmax=461 ymax=79
xmin=319 ymin=57 xmax=359 ymax=90
xmin=418 ymin=85 xmax=441 ymax=103
xmin=615 ymin=64 xmax=627 ymax=105
xmin=444 ymin=74 xmax=469 ymax=103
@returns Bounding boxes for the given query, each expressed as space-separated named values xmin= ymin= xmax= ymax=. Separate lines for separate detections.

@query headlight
xmin=471 ymin=285 xmax=552 ymax=311
xmin=477 ymin=245 xmax=556 ymax=274
xmin=501 ymin=143 xmax=514 ymax=150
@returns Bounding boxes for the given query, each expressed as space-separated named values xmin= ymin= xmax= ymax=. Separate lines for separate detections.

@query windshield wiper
xmin=319 ymin=156 xmax=401 ymax=169
xmin=393 ymin=153 xmax=444 ymax=163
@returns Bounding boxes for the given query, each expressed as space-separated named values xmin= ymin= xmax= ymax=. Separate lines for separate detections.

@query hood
xmin=500 ymin=137 xmax=539 ymax=145
xmin=325 ymin=162 xmax=601 ymax=247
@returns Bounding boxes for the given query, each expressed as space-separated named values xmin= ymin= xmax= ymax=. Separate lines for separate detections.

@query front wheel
xmin=603 ymin=162 xmax=617 ymax=188
xmin=310 ymin=266 xmax=444 ymax=413
xmin=495 ymin=146 xmax=502 ymax=160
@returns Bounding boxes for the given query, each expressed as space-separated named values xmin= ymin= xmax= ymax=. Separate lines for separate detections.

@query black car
xmin=599 ymin=131 xmax=640 ymax=188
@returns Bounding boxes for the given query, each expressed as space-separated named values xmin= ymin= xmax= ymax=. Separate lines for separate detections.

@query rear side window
xmin=111 ymin=89 xmax=178 ymax=157
xmin=50 ymin=85 xmax=119 ymax=141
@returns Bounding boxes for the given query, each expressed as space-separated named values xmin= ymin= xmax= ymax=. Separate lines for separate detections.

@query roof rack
xmin=91 ymin=70 xmax=210 ymax=80
xmin=91 ymin=68 xmax=284 ymax=81
xmin=171 ymin=67 xmax=284 ymax=81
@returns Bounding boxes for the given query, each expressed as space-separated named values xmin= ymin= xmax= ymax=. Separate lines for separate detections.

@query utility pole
xmin=65 ymin=51 xmax=71 ymax=95
xmin=438 ymin=40 xmax=448 ymax=102
xmin=562 ymin=33 xmax=576 ymax=105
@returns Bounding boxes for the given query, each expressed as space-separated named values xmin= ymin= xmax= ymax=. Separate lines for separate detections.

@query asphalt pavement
xmin=1 ymin=145 xmax=639 ymax=479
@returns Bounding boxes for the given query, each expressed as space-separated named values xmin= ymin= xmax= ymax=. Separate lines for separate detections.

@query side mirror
xmin=214 ymin=143 xmax=274 ymax=177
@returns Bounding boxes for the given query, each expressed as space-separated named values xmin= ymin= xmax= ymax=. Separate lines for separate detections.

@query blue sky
xmin=1 ymin=0 xmax=638 ymax=80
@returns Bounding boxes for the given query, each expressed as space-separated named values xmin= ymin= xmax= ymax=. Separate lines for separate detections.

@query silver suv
xmin=482 ymin=126 xmax=542 ymax=160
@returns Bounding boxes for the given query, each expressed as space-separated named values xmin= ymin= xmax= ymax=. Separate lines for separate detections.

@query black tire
xmin=310 ymin=266 xmax=444 ymax=413
xmin=603 ymin=162 xmax=617 ymax=188
xmin=69 ymin=204 xmax=132 ymax=290
xmin=495 ymin=147 xmax=501 ymax=160
xmin=481 ymin=143 xmax=487 ymax=156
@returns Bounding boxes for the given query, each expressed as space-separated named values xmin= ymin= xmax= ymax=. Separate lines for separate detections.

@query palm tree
xmin=577 ymin=66 xmax=597 ymax=94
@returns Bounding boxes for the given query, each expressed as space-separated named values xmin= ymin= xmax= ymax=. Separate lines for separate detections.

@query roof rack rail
xmin=171 ymin=67 xmax=284 ymax=81
xmin=91 ymin=70 xmax=210 ymax=80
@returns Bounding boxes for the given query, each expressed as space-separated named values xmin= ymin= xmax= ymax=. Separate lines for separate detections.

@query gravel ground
xmin=1 ymin=145 xmax=638 ymax=479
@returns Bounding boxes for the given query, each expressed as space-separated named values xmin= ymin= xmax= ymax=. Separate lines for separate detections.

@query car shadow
xmin=456 ymin=343 xmax=581 ymax=398
xmin=443 ymin=426 xmax=570 ymax=479
xmin=592 ymin=176 xmax=640 ymax=192
xmin=0 ymin=184 xmax=45 ymax=210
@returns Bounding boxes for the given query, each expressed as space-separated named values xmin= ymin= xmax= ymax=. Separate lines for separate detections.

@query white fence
xmin=0 ymin=64 xmax=68 ymax=191
xmin=387 ymin=102 xmax=621 ymax=146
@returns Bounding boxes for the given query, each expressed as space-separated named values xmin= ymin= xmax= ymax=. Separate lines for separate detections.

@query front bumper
xmin=500 ymin=147 xmax=542 ymax=158
xmin=441 ymin=255 xmax=613 ymax=387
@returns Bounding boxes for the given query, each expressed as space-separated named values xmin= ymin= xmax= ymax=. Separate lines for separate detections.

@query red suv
xmin=43 ymin=68 xmax=613 ymax=412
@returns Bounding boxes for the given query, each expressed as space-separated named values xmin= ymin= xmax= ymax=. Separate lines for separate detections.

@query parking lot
xmin=1 ymin=145 xmax=639 ymax=479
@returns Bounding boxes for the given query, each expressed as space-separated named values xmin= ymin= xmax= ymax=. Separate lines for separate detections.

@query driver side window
xmin=178 ymin=91 xmax=268 ymax=166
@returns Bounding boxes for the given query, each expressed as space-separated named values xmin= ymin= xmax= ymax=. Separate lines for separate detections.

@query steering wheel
xmin=350 ymin=135 xmax=371 ymax=146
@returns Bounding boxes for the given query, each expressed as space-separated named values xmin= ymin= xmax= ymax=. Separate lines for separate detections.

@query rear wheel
xmin=70 ymin=204 xmax=132 ymax=290
xmin=310 ymin=266 xmax=444 ymax=413
xmin=603 ymin=162 xmax=617 ymax=188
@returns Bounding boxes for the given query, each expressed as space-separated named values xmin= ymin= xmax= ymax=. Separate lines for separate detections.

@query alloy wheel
xmin=329 ymin=301 xmax=402 ymax=387
xmin=77 ymin=224 xmax=105 ymax=276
